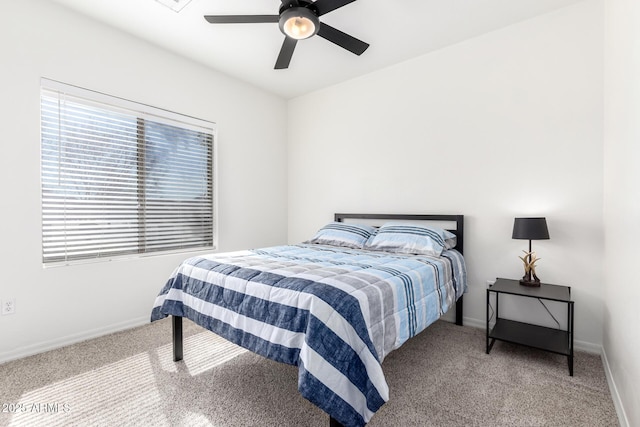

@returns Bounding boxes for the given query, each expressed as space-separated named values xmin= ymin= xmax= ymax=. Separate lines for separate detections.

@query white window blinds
xmin=41 ymin=80 xmax=215 ymax=264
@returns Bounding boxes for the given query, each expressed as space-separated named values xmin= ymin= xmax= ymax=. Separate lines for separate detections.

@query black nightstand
xmin=486 ymin=277 xmax=574 ymax=376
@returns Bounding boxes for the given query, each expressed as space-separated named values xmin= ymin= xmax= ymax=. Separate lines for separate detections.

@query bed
xmin=151 ymin=213 xmax=466 ymax=427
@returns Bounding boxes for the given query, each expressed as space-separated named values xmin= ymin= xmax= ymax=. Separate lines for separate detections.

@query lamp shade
xmin=512 ymin=217 xmax=550 ymax=240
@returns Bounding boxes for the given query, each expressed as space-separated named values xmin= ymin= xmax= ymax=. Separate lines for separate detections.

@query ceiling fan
xmin=204 ymin=0 xmax=369 ymax=70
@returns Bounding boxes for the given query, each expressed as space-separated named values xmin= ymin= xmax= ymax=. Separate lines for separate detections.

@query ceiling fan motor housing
xmin=278 ymin=4 xmax=320 ymax=39
xmin=278 ymin=0 xmax=318 ymax=15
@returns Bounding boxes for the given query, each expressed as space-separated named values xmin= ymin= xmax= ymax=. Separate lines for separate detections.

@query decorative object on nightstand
xmin=512 ymin=217 xmax=549 ymax=287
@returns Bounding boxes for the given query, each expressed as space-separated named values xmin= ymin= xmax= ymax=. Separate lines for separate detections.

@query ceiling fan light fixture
xmin=279 ymin=7 xmax=319 ymax=40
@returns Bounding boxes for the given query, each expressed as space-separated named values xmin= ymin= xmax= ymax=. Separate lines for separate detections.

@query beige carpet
xmin=0 ymin=319 xmax=618 ymax=426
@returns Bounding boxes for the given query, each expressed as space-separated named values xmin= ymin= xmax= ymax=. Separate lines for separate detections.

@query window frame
xmin=40 ymin=78 xmax=218 ymax=266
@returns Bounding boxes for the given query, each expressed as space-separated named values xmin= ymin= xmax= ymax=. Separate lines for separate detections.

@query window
xmin=40 ymin=79 xmax=215 ymax=265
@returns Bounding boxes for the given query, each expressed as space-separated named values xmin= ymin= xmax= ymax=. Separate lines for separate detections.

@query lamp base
xmin=519 ymin=278 xmax=541 ymax=287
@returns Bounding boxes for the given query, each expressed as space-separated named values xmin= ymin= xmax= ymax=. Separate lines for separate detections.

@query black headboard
xmin=334 ymin=213 xmax=464 ymax=255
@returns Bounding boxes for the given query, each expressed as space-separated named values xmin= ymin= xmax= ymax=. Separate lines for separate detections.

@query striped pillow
xmin=365 ymin=222 xmax=456 ymax=256
xmin=308 ymin=222 xmax=377 ymax=249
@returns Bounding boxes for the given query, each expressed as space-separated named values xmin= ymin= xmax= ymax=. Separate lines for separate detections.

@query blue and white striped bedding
xmin=151 ymin=244 xmax=467 ymax=427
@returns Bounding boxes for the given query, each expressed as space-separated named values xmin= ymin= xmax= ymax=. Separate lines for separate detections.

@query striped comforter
xmin=151 ymin=244 xmax=466 ymax=427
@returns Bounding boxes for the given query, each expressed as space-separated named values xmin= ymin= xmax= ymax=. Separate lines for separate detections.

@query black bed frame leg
xmin=456 ymin=295 xmax=463 ymax=326
xmin=172 ymin=315 xmax=183 ymax=362
xmin=329 ymin=416 xmax=345 ymax=427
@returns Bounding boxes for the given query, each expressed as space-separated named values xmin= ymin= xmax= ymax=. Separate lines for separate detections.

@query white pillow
xmin=365 ymin=222 xmax=456 ymax=256
xmin=307 ymin=222 xmax=377 ymax=249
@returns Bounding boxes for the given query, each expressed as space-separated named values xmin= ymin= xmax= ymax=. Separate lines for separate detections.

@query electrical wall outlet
xmin=1 ymin=298 xmax=16 ymax=315
xmin=486 ymin=280 xmax=495 ymax=288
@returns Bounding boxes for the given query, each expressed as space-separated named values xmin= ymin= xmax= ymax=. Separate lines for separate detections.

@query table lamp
xmin=512 ymin=217 xmax=549 ymax=286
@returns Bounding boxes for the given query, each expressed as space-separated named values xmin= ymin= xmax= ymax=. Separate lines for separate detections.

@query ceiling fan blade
xmin=204 ymin=15 xmax=279 ymax=24
xmin=317 ymin=23 xmax=369 ymax=55
xmin=312 ymin=0 xmax=357 ymax=16
xmin=275 ymin=37 xmax=298 ymax=69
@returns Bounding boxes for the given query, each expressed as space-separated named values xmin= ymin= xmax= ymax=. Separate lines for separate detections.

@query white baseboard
xmin=574 ymin=339 xmax=601 ymax=355
xmin=601 ymin=347 xmax=630 ymax=427
xmin=0 ymin=316 xmax=150 ymax=365
xmin=462 ymin=316 xmax=485 ymax=329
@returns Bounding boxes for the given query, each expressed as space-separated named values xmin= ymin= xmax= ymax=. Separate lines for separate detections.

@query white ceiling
xmin=50 ymin=0 xmax=584 ymax=99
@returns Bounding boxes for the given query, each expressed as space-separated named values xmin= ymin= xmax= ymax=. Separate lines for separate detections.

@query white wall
xmin=0 ymin=0 xmax=288 ymax=362
xmin=603 ymin=0 xmax=640 ymax=424
xmin=288 ymin=1 xmax=604 ymax=347
xmin=1 ymin=0 xmax=634 ymax=421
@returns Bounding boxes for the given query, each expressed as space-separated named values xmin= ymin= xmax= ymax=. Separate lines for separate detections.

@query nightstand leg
xmin=568 ymin=301 xmax=574 ymax=376
xmin=486 ymin=289 xmax=496 ymax=354
xmin=486 ymin=289 xmax=490 ymax=353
